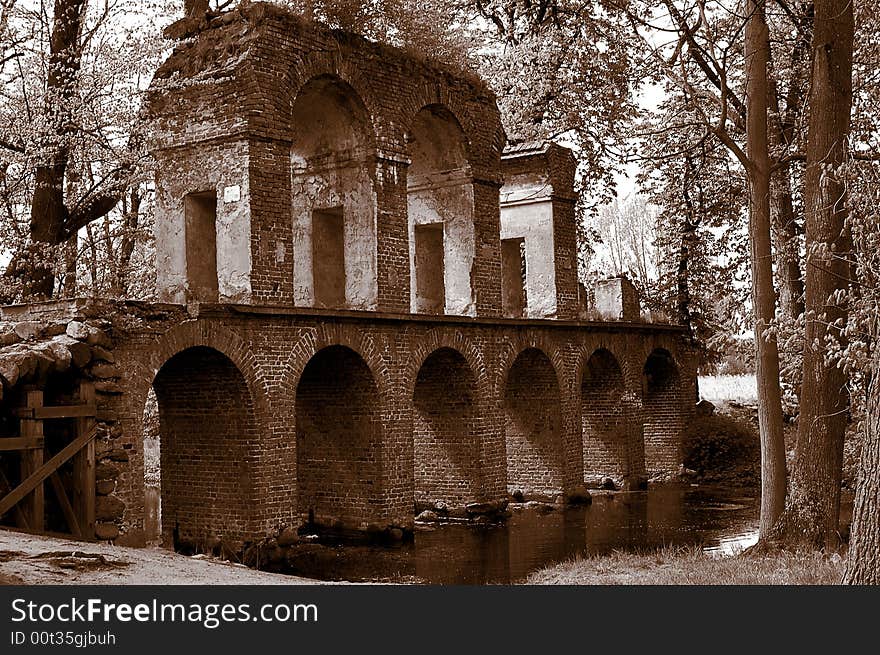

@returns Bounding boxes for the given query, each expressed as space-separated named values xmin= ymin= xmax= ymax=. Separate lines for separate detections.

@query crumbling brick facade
xmin=0 ymin=3 xmax=699 ymax=551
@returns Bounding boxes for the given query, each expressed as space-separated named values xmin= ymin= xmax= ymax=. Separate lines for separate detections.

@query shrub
xmin=683 ymin=413 xmax=760 ymax=486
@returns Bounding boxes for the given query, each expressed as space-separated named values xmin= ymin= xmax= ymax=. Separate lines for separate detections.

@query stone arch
xmin=125 ymin=321 xmax=268 ymax=432
xmin=404 ymin=330 xmax=488 ymax=401
xmin=124 ymin=321 xmax=269 ymax=548
xmin=502 ymin=347 xmax=565 ymax=499
xmin=286 ymin=52 xmax=385 ymax=145
xmin=399 ymin=82 xmax=505 ymax=164
xmin=294 ymin=345 xmax=384 ymax=530
xmin=289 ymin=73 xmax=380 ymax=311
xmin=580 ymin=347 xmax=633 ymax=484
xmin=150 ymin=345 xmax=260 ymax=549
xmin=280 ymin=326 xmax=391 ymax=404
xmin=497 ymin=336 xmax=567 ymax=393
xmin=411 ymin=345 xmax=483 ymax=511
xmin=642 ymin=348 xmax=683 ymax=474
xmin=406 ymin=102 xmax=477 ymax=316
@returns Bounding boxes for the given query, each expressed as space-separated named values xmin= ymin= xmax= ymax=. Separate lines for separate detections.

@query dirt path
xmin=0 ymin=529 xmax=328 ymax=585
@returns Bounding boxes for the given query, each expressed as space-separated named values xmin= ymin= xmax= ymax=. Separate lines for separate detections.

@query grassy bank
xmin=525 ymin=545 xmax=844 ymax=585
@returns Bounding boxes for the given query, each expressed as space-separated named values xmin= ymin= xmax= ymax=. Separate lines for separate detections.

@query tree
xmin=0 ymin=0 xmax=174 ymax=301
xmin=770 ymin=0 xmax=854 ymax=549
xmin=619 ymin=0 xmax=788 ymax=535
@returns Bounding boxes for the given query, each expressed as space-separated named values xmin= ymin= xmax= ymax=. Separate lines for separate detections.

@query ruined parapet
xmin=594 ymin=276 xmax=640 ymax=322
xmin=146 ymin=2 xmax=506 ymax=315
xmin=499 ymin=142 xmax=579 ymax=319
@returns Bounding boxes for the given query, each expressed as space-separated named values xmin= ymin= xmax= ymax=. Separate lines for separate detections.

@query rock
xmin=0 ymin=330 xmax=21 ymax=347
xmin=58 ymin=337 xmax=92 ymax=368
xmin=13 ymin=321 xmax=42 ymax=341
xmin=600 ymin=477 xmax=618 ymax=491
xmin=389 ymin=528 xmax=404 ymax=541
xmin=278 ymin=527 xmax=299 ymax=546
xmin=433 ymin=500 xmax=448 ymax=512
xmin=96 ymin=480 xmax=116 ymax=495
xmin=94 ymin=522 xmax=119 ymax=541
xmin=66 ymin=321 xmax=90 ymax=341
xmin=96 ymin=495 xmax=125 ymax=521
xmin=45 ymin=323 xmax=67 ymax=337
xmin=0 ymin=358 xmax=20 ymax=387
xmin=95 ymin=462 xmax=120 ymax=481
xmin=90 ymin=346 xmax=115 ymax=363
xmin=567 ymin=483 xmax=592 ymax=505
xmin=511 ymin=490 xmax=524 ymax=503
xmin=43 ymin=341 xmax=72 ymax=371
xmin=89 ymin=362 xmax=120 ymax=379
xmin=94 ymin=380 xmax=123 ymax=394
xmin=465 ymin=499 xmax=508 ymax=515
xmin=85 ymin=327 xmax=112 ymax=348
xmin=696 ymin=399 xmax=716 ymax=417
xmin=416 ymin=510 xmax=438 ymax=522
xmin=105 ymin=448 xmax=130 ymax=462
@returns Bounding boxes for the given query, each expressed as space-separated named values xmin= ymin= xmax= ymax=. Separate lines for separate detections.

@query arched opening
xmin=295 ymin=346 xmax=382 ymax=530
xmin=582 ymin=349 xmax=634 ymax=484
xmin=643 ymin=349 xmax=682 ymax=474
xmin=407 ymin=105 xmax=475 ymax=316
xmin=290 ymin=75 xmax=377 ymax=310
xmin=412 ymin=348 xmax=480 ymax=511
xmin=151 ymin=347 xmax=258 ymax=551
xmin=503 ymin=348 xmax=564 ymax=499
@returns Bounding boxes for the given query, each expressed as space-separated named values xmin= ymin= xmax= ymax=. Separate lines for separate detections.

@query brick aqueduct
xmin=0 ymin=4 xmax=697 ymax=549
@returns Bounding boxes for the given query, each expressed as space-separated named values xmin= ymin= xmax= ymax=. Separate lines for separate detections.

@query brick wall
xmin=295 ymin=345 xmax=382 ymax=529
xmin=581 ymin=349 xmax=629 ymax=481
xmin=152 ymin=346 xmax=258 ymax=547
xmin=643 ymin=348 xmax=684 ymax=474
xmin=1 ymin=300 xmax=695 ymax=546
xmin=412 ymin=347 xmax=482 ymax=510
xmin=503 ymin=348 xmax=564 ymax=498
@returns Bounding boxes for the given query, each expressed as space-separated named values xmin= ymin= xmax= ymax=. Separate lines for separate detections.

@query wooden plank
xmin=0 ymin=423 xmax=97 ymax=519
xmin=0 ymin=469 xmax=29 ymax=530
xmin=48 ymin=472 xmax=82 ymax=538
xmin=72 ymin=382 xmax=96 ymax=540
xmin=19 ymin=389 xmax=43 ymax=532
xmin=0 ymin=436 xmax=44 ymax=451
xmin=14 ymin=404 xmax=97 ymax=420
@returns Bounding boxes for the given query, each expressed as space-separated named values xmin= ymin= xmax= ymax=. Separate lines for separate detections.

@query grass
xmin=525 ymin=544 xmax=844 ymax=585
xmin=699 ymin=374 xmax=758 ymax=406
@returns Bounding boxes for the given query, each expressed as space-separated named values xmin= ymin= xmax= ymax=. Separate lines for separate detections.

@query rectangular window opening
xmin=312 ymin=207 xmax=346 ymax=308
xmin=414 ymin=222 xmax=445 ymax=314
xmin=184 ymin=190 xmax=219 ymax=302
xmin=501 ymin=237 xmax=527 ymax=318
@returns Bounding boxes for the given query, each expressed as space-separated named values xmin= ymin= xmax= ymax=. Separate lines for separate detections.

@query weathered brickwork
xmin=153 ymin=346 xmax=257 ymax=546
xmin=504 ymin=348 xmax=564 ymax=499
xmin=1 ymin=300 xmax=695 ymax=547
xmin=0 ymin=4 xmax=698 ymax=550
xmin=412 ymin=348 xmax=482 ymax=510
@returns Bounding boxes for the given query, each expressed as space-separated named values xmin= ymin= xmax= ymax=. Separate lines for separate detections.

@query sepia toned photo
xmin=0 ymin=0 xmax=876 ymax=607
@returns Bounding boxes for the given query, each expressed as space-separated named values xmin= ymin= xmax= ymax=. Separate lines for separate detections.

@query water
xmin=279 ymin=485 xmax=763 ymax=584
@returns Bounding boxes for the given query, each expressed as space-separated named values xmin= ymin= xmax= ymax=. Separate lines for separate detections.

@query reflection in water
xmin=279 ymin=485 xmax=763 ymax=584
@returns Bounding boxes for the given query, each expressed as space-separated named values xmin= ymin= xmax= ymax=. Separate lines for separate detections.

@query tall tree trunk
xmin=113 ymin=187 xmax=141 ymax=297
xmin=772 ymin=0 xmax=853 ymax=550
xmin=17 ymin=0 xmax=87 ymax=298
xmin=767 ymin=3 xmax=812 ymax=323
xmin=768 ymin=158 xmax=805 ymax=321
xmin=843 ymin=352 xmax=880 ymax=583
xmin=745 ymin=0 xmax=788 ymax=539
